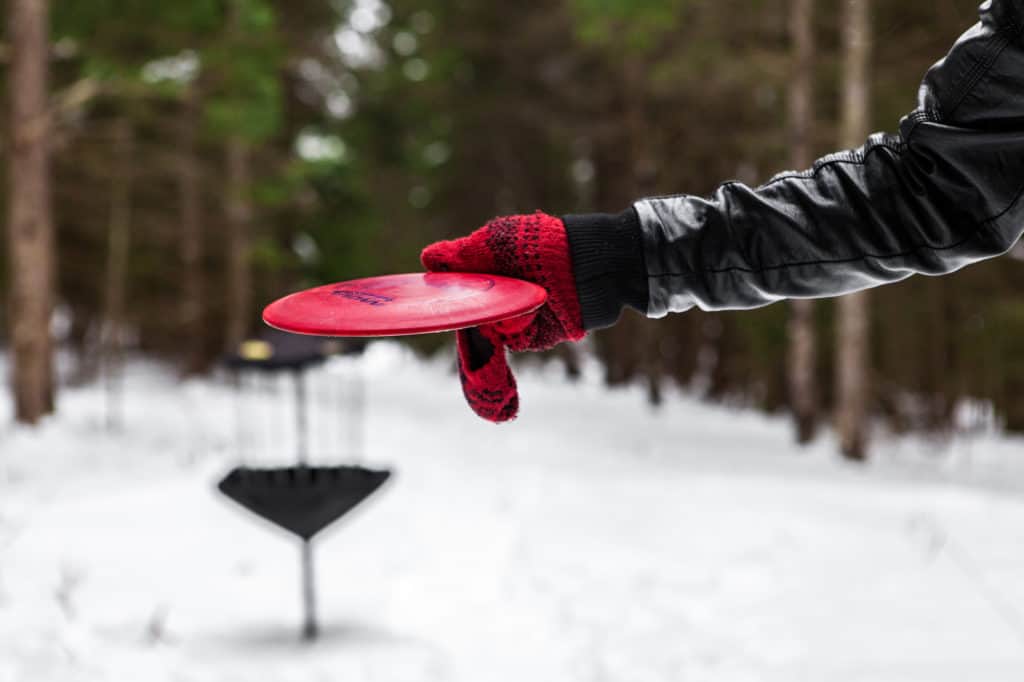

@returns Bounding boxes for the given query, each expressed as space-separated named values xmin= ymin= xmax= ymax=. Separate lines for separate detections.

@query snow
xmin=2 ymin=343 xmax=1024 ymax=681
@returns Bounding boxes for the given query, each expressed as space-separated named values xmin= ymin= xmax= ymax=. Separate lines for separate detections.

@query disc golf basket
xmin=218 ymin=328 xmax=391 ymax=641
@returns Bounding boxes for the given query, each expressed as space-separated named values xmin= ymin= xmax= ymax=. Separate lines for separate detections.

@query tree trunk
xmin=222 ymin=0 xmax=254 ymax=351
xmin=624 ymin=55 xmax=662 ymax=407
xmin=178 ymin=89 xmax=205 ymax=375
xmin=101 ymin=118 xmax=134 ymax=430
xmin=835 ymin=0 xmax=872 ymax=461
xmin=6 ymin=0 xmax=56 ymax=424
xmin=554 ymin=343 xmax=582 ymax=381
xmin=786 ymin=0 xmax=818 ymax=445
xmin=224 ymin=136 xmax=253 ymax=350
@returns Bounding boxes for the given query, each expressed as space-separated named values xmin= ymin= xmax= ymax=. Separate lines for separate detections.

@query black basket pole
xmin=294 ymin=368 xmax=308 ymax=466
xmin=300 ymin=537 xmax=318 ymax=641
xmin=294 ymin=367 xmax=317 ymax=641
xmin=232 ymin=369 xmax=245 ymax=465
xmin=350 ymin=364 xmax=366 ymax=464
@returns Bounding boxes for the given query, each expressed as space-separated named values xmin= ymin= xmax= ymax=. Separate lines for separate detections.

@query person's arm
xmin=566 ymin=0 xmax=1024 ymax=328
xmin=422 ymin=0 xmax=1024 ymax=423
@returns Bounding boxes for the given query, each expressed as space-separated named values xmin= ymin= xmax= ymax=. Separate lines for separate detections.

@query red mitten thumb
xmin=421 ymin=232 xmax=494 ymax=274
xmin=455 ymin=313 xmax=535 ymax=423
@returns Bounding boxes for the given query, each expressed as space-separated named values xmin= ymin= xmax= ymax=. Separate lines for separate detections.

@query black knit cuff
xmin=563 ymin=208 xmax=649 ymax=331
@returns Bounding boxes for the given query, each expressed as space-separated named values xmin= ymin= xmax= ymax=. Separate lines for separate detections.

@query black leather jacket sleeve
xmin=564 ymin=0 xmax=1024 ymax=328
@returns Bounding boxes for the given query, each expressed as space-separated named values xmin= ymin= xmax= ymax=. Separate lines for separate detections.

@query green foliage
xmin=55 ymin=0 xmax=222 ymax=37
xmin=203 ymin=79 xmax=282 ymax=142
xmin=54 ymin=0 xmax=221 ymax=65
xmin=203 ymin=0 xmax=283 ymax=141
xmin=21 ymin=0 xmax=1022 ymax=436
xmin=570 ymin=0 xmax=689 ymax=51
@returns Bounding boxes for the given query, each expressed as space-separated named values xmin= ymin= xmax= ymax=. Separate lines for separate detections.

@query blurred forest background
xmin=2 ymin=0 xmax=1022 ymax=456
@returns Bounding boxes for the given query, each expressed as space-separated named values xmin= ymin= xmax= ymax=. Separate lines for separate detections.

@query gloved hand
xmin=421 ymin=212 xmax=586 ymax=423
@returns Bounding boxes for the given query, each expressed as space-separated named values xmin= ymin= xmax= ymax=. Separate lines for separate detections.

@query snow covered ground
xmin=2 ymin=344 xmax=1024 ymax=682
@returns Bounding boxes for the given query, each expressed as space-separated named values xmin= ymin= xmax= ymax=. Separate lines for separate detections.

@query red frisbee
xmin=263 ymin=273 xmax=548 ymax=338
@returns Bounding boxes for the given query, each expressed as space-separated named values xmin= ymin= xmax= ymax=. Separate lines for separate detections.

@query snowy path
xmin=2 ymin=345 xmax=1024 ymax=681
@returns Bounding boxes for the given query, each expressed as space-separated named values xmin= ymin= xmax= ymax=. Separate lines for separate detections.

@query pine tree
xmin=178 ymin=87 xmax=206 ymax=375
xmin=6 ymin=0 xmax=56 ymax=423
xmin=835 ymin=0 xmax=873 ymax=460
xmin=787 ymin=0 xmax=818 ymax=445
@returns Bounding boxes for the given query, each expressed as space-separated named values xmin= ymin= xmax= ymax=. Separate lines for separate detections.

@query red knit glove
xmin=421 ymin=212 xmax=585 ymax=423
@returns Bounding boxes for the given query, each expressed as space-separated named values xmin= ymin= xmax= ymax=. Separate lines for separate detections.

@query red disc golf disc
xmin=262 ymin=273 xmax=548 ymax=338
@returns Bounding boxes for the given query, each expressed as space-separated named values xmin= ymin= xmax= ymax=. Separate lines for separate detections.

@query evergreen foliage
xmin=2 ymin=0 xmax=1019 ymax=436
